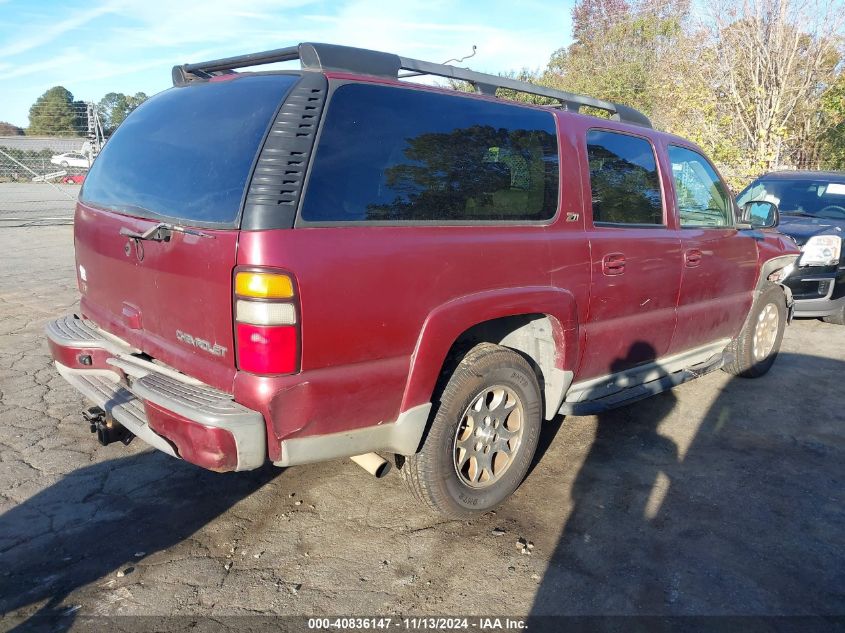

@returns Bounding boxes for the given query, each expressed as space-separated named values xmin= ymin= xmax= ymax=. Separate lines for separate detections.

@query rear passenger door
xmin=577 ymin=129 xmax=683 ymax=379
xmin=664 ymin=145 xmax=758 ymax=355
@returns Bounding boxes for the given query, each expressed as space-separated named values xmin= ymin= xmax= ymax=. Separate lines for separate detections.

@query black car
xmin=739 ymin=171 xmax=845 ymax=325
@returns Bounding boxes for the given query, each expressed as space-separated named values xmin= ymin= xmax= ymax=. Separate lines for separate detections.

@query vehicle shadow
xmin=528 ymin=350 xmax=845 ymax=625
xmin=0 ymin=450 xmax=279 ymax=631
xmin=529 ymin=341 xmax=667 ymax=480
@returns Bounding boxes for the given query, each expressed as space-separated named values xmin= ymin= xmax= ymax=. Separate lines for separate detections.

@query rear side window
xmin=586 ymin=130 xmax=663 ymax=225
xmin=300 ymin=83 xmax=559 ymax=223
xmin=81 ymin=75 xmax=297 ymax=226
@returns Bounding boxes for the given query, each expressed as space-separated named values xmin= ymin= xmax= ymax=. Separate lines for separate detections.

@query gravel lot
xmin=0 ymin=225 xmax=843 ymax=629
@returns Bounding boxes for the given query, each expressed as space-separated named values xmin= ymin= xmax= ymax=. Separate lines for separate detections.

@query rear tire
xmin=821 ymin=304 xmax=845 ymax=325
xmin=722 ymin=283 xmax=787 ymax=378
xmin=400 ymin=343 xmax=542 ymax=519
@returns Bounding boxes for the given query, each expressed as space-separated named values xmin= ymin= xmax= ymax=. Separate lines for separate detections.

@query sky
xmin=0 ymin=0 xmax=575 ymax=128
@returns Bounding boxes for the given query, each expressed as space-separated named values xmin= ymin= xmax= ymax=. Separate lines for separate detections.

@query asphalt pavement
xmin=0 ymin=225 xmax=842 ymax=630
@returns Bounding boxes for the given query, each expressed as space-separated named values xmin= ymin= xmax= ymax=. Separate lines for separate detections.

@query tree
xmin=523 ymin=0 xmax=844 ymax=187
xmin=816 ymin=74 xmax=845 ymax=169
xmin=440 ymin=0 xmax=845 ymax=185
xmin=707 ymin=0 xmax=844 ymax=172
xmin=97 ymin=92 xmax=148 ymax=134
xmin=571 ymin=0 xmax=632 ymax=45
xmin=0 ymin=122 xmax=24 ymax=136
xmin=27 ymin=86 xmax=85 ymax=136
xmin=543 ymin=0 xmax=691 ymax=116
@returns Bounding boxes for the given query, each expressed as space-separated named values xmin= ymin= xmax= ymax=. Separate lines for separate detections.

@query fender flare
xmin=755 ymin=253 xmax=798 ymax=321
xmin=399 ymin=286 xmax=580 ymax=416
xmin=755 ymin=254 xmax=798 ymax=290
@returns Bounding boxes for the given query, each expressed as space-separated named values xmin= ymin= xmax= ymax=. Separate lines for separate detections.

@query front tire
xmin=722 ymin=283 xmax=787 ymax=378
xmin=401 ymin=343 xmax=542 ymax=518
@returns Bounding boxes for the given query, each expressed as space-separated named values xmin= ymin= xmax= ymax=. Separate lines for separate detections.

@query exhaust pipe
xmin=350 ymin=453 xmax=391 ymax=478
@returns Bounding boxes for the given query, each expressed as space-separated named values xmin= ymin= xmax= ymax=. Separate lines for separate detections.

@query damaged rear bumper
xmin=46 ymin=315 xmax=266 ymax=472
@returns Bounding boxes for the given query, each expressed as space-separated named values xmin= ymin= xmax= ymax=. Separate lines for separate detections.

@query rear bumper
xmin=46 ymin=315 xmax=266 ymax=472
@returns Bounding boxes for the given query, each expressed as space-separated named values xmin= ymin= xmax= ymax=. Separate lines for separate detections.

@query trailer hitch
xmin=82 ymin=406 xmax=134 ymax=446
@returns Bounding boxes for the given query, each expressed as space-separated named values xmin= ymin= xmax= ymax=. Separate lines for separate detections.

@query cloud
xmin=0 ymin=2 xmax=119 ymax=57
xmin=2 ymin=53 xmax=85 ymax=80
xmin=2 ymin=0 xmax=564 ymax=75
xmin=103 ymin=0 xmax=320 ymax=48
xmin=0 ymin=0 xmax=571 ymax=125
xmin=74 ymin=0 xmax=562 ymax=74
xmin=289 ymin=0 xmax=564 ymax=72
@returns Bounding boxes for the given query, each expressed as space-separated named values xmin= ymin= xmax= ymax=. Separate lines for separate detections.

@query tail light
xmin=234 ymin=270 xmax=299 ymax=374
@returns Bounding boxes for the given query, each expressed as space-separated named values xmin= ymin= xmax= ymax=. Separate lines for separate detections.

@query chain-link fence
xmin=0 ymin=102 xmax=105 ymax=226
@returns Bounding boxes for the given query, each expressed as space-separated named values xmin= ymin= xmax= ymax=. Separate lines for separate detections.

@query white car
xmin=50 ymin=152 xmax=90 ymax=169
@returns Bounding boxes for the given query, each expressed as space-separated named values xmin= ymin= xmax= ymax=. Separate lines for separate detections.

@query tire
xmin=821 ymin=303 xmax=845 ymax=325
xmin=61 ymin=161 xmax=68 ymax=168
xmin=400 ymin=343 xmax=542 ymax=518
xmin=722 ymin=283 xmax=787 ymax=378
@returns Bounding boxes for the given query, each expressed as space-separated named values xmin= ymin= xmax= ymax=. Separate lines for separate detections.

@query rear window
xmin=81 ymin=75 xmax=297 ymax=226
xmin=300 ymin=83 xmax=559 ymax=223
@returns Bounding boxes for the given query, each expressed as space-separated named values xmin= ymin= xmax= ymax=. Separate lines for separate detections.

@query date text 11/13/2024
xmin=307 ymin=617 xmax=527 ymax=630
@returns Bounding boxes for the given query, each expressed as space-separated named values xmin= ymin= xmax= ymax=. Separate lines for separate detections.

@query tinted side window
xmin=586 ymin=130 xmax=663 ymax=225
xmin=300 ymin=84 xmax=559 ymax=223
xmin=668 ymin=146 xmax=732 ymax=227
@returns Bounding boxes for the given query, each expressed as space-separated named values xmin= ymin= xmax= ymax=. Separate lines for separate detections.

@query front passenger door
xmin=665 ymin=145 xmax=758 ymax=355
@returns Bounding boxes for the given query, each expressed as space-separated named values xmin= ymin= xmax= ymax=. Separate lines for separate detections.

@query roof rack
xmin=173 ymin=42 xmax=652 ymax=128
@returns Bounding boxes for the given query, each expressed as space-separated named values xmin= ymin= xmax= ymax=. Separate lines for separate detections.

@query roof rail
xmin=173 ymin=42 xmax=652 ymax=128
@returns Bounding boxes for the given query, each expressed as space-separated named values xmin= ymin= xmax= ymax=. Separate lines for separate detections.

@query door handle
xmin=602 ymin=253 xmax=626 ymax=276
xmin=685 ymin=249 xmax=703 ymax=267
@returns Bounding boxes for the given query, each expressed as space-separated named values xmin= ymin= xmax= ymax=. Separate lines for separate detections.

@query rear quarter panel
xmin=236 ymin=225 xmax=573 ymax=442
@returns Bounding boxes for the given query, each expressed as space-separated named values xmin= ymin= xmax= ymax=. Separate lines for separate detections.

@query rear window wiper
xmin=119 ymin=222 xmax=215 ymax=242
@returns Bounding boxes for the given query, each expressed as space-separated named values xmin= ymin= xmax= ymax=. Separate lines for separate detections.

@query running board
xmin=559 ymin=353 xmax=723 ymax=416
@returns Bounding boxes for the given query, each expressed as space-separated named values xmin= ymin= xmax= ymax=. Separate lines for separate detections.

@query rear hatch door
xmin=75 ymin=74 xmax=298 ymax=391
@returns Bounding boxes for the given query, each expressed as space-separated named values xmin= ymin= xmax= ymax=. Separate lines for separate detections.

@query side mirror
xmin=741 ymin=200 xmax=779 ymax=229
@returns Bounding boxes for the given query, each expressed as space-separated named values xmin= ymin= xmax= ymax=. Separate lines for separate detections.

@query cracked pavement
xmin=0 ymin=225 xmax=843 ymax=627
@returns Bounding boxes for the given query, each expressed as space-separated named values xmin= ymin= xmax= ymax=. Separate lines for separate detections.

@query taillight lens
xmin=236 ymin=324 xmax=298 ymax=374
xmin=234 ymin=270 xmax=299 ymax=375
xmin=235 ymin=300 xmax=296 ymax=326
xmin=235 ymin=271 xmax=294 ymax=299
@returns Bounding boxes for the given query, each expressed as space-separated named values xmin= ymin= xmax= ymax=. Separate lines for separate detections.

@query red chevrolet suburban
xmin=47 ymin=43 xmax=800 ymax=517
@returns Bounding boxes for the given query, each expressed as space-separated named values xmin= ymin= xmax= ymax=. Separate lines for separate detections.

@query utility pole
xmin=86 ymin=102 xmax=106 ymax=159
